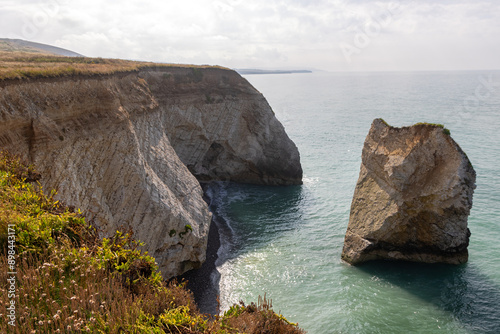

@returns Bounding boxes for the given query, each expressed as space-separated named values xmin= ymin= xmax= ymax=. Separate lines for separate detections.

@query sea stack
xmin=341 ymin=119 xmax=476 ymax=265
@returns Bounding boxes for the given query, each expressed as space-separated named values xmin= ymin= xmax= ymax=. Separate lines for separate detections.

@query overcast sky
xmin=2 ymin=0 xmax=500 ymax=71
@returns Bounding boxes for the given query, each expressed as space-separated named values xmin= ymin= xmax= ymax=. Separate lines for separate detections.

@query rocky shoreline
xmin=179 ymin=209 xmax=221 ymax=315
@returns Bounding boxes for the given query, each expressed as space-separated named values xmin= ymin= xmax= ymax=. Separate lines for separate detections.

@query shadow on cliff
xmin=180 ymin=181 xmax=305 ymax=315
xmin=358 ymin=260 xmax=500 ymax=333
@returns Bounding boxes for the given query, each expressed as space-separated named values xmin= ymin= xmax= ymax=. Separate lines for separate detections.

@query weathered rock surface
xmin=0 ymin=67 xmax=302 ymax=278
xmin=141 ymin=68 xmax=302 ymax=185
xmin=341 ymin=119 xmax=476 ymax=265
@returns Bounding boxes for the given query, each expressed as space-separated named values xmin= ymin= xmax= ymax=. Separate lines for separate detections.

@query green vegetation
xmin=0 ymin=51 xmax=227 ymax=81
xmin=0 ymin=151 xmax=304 ymax=333
xmin=378 ymin=119 xmax=451 ymax=135
xmin=378 ymin=118 xmax=391 ymax=127
xmin=413 ymin=122 xmax=444 ymax=128
xmin=179 ymin=225 xmax=193 ymax=239
xmin=379 ymin=118 xmax=450 ymax=136
xmin=413 ymin=122 xmax=451 ymax=135
xmin=190 ymin=68 xmax=204 ymax=82
xmin=219 ymin=296 xmax=301 ymax=333
xmin=168 ymin=225 xmax=193 ymax=239
xmin=205 ymin=93 xmax=215 ymax=104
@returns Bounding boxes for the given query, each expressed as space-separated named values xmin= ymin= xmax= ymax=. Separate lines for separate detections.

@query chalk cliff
xmin=342 ymin=119 xmax=476 ymax=265
xmin=0 ymin=67 xmax=302 ymax=278
xmin=141 ymin=68 xmax=302 ymax=185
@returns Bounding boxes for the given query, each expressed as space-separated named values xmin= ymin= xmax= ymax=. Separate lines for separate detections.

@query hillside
xmin=0 ymin=38 xmax=83 ymax=57
xmin=0 ymin=151 xmax=304 ymax=333
xmin=235 ymin=69 xmax=312 ymax=75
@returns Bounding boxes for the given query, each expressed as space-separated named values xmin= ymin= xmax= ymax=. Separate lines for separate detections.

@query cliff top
xmin=0 ymin=48 xmax=228 ymax=82
xmin=376 ymin=118 xmax=451 ymax=135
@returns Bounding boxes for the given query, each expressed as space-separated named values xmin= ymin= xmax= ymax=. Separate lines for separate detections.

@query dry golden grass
xmin=0 ymin=50 xmax=227 ymax=81
xmin=214 ymin=296 xmax=306 ymax=334
xmin=0 ymin=251 xmax=201 ymax=333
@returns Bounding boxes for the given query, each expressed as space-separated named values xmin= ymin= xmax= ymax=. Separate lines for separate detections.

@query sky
xmin=2 ymin=0 xmax=500 ymax=71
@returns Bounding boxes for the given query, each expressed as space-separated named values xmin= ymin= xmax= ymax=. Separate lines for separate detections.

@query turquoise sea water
xmin=209 ymin=71 xmax=500 ymax=333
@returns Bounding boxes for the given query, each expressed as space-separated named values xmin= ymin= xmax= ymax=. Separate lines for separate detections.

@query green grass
xmin=0 ymin=151 xmax=304 ymax=333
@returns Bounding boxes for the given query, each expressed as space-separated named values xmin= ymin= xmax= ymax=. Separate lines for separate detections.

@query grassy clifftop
xmin=0 ymin=50 xmax=227 ymax=82
xmin=0 ymin=152 xmax=304 ymax=333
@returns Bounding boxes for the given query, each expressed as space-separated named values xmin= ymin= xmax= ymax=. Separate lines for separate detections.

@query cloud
xmin=1 ymin=0 xmax=499 ymax=71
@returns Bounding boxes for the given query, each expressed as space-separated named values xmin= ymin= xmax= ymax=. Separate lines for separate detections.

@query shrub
xmin=216 ymin=296 xmax=305 ymax=334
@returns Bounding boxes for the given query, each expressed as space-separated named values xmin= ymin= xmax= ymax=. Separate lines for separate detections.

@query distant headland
xmin=235 ymin=68 xmax=312 ymax=75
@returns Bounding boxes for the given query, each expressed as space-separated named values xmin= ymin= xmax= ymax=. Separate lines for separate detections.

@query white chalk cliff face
xmin=342 ymin=119 xmax=476 ymax=265
xmin=0 ymin=67 xmax=302 ymax=278
xmin=141 ymin=68 xmax=302 ymax=185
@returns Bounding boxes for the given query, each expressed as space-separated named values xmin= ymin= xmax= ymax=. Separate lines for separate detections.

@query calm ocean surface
xmin=208 ymin=71 xmax=500 ymax=333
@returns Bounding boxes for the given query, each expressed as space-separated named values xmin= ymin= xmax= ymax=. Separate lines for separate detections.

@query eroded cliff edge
xmin=0 ymin=67 xmax=302 ymax=278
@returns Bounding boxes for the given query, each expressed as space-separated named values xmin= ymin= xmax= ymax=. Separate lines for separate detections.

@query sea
xmin=205 ymin=70 xmax=500 ymax=333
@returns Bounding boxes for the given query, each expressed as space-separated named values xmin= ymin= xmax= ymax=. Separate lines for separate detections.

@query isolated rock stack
xmin=342 ymin=119 xmax=476 ymax=265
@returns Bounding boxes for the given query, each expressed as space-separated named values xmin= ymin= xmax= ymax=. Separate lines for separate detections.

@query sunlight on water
xmin=211 ymin=71 xmax=500 ymax=333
